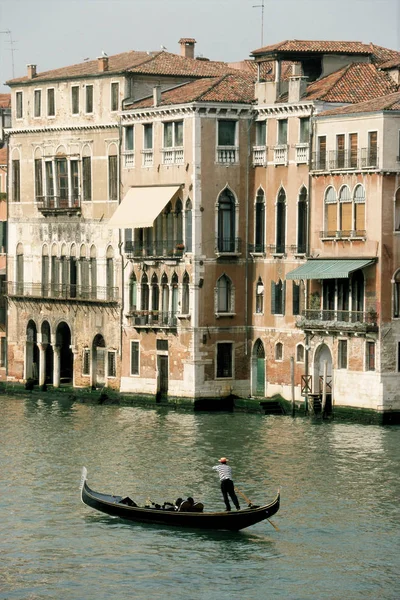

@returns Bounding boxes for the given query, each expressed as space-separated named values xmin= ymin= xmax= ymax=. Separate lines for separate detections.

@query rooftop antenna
xmin=0 ymin=29 xmax=16 ymax=78
xmin=253 ymin=0 xmax=265 ymax=47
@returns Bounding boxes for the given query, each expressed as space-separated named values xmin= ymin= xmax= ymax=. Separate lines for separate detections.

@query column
xmin=37 ymin=343 xmax=47 ymax=386
xmin=53 ymin=345 xmax=61 ymax=388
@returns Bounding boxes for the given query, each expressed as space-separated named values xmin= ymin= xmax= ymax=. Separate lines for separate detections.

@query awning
xmin=108 ymin=185 xmax=181 ymax=229
xmin=0 ymin=267 xmax=5 ymax=276
xmin=286 ymin=259 xmax=375 ymax=280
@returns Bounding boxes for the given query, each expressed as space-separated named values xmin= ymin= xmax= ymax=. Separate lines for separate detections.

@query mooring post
xmin=321 ymin=359 xmax=327 ymax=416
xmin=291 ymin=356 xmax=295 ymax=417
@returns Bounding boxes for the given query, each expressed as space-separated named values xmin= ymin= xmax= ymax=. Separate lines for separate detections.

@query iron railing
xmin=216 ymin=237 xmax=242 ymax=254
xmin=311 ymin=148 xmax=379 ymax=171
xmin=320 ymin=230 xmax=366 ymax=240
xmin=36 ymin=195 xmax=81 ymax=212
xmin=124 ymin=240 xmax=185 ymax=258
xmin=127 ymin=309 xmax=178 ymax=327
xmin=7 ymin=282 xmax=119 ymax=302
xmin=302 ymin=309 xmax=377 ymax=325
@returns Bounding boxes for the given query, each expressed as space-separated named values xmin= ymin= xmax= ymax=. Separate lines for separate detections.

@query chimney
xmin=179 ymin=38 xmax=196 ymax=59
xmin=288 ymin=64 xmax=308 ymax=103
xmin=153 ymin=85 xmax=161 ymax=107
xmin=97 ymin=56 xmax=109 ymax=72
xmin=27 ymin=64 xmax=37 ymax=79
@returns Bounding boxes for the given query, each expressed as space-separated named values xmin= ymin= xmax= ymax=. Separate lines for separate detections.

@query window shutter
xmin=355 ymin=202 xmax=365 ymax=232
xmin=341 ymin=202 xmax=352 ymax=232
xmin=327 ymin=203 xmax=337 ymax=232
xmin=350 ymin=133 xmax=358 ymax=167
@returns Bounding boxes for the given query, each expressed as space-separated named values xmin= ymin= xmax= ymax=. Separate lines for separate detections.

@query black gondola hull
xmin=80 ymin=469 xmax=280 ymax=531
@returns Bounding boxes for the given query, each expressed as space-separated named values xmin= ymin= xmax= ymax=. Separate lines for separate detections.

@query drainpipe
xmin=244 ymin=113 xmax=252 ymax=359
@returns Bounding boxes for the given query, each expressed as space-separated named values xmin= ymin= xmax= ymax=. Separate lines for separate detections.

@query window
xmin=336 ymin=134 xmax=345 ymax=168
xmin=0 ymin=337 xmax=6 ymax=368
xmin=297 ymin=187 xmax=307 ymax=253
xmin=338 ymin=339 xmax=348 ymax=369
xmin=182 ymin=272 xmax=190 ymax=314
xmin=318 ymin=135 xmax=326 ymax=169
xmin=299 ymin=118 xmax=309 ymax=143
xmin=71 ymin=86 xmax=79 ymax=114
xmin=216 ymin=343 xmax=233 ymax=378
xmin=82 ymin=156 xmax=92 ymax=201
xmin=47 ymin=88 xmax=55 ymax=116
xmin=271 ymin=280 xmax=285 ymax=315
xmin=0 ymin=221 xmax=6 ymax=253
xmin=217 ymin=120 xmax=237 ymax=163
xmin=395 ymin=188 xmax=400 ymax=232
xmin=339 ymin=185 xmax=352 ymax=233
xmin=85 ymin=85 xmax=93 ymax=113
xmin=255 ymin=121 xmax=266 ymax=146
xmin=70 ymin=160 xmax=79 ymax=202
xmin=292 ymin=281 xmax=300 ymax=315
xmin=256 ymin=278 xmax=264 ymax=314
xmin=111 ymin=82 xmax=119 ymax=111
xmin=45 ymin=161 xmax=54 ymax=197
xmin=217 ymin=188 xmax=236 ymax=253
xmin=56 ymin=158 xmax=68 ymax=200
xmin=254 ymin=189 xmax=265 ymax=253
xmin=108 ymin=154 xmax=118 ymax=200
xmin=12 ymin=159 xmax=20 ymax=202
xmin=276 ymin=188 xmax=286 ymax=253
xmin=366 ymin=341 xmax=375 ymax=371
xmin=129 ymin=273 xmax=137 ymax=311
xmin=367 ymin=131 xmax=378 ymax=166
xmin=34 ymin=90 xmax=41 ymax=117
xmin=354 ymin=185 xmax=366 ymax=233
xmin=156 ymin=339 xmax=168 ymax=351
xmin=164 ymin=120 xmax=183 ymax=147
xmin=143 ymin=123 xmax=153 ymax=149
xmin=277 ymin=119 xmax=288 ymax=145
xmin=185 ymin=199 xmax=192 ymax=252
xmin=35 ymin=159 xmax=43 ymax=199
xmin=393 ymin=270 xmax=400 ymax=318
xmin=82 ymin=349 xmax=90 ymax=375
xmin=296 ymin=344 xmax=305 ymax=363
xmin=217 ymin=274 xmax=232 ymax=313
xmin=349 ymin=133 xmax=358 ymax=168
xmin=107 ymin=351 xmax=116 ymax=377
xmin=275 ymin=342 xmax=283 ymax=360
xmin=125 ymin=126 xmax=134 ymax=151
xmin=131 ymin=341 xmax=139 ymax=375
xmin=16 ymin=91 xmax=23 ymax=118
xmin=324 ymin=186 xmax=337 ymax=235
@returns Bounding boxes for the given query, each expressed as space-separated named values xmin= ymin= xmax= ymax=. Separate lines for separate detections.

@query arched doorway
xmin=41 ymin=320 xmax=53 ymax=384
xmin=26 ymin=320 xmax=39 ymax=382
xmin=313 ymin=343 xmax=333 ymax=402
xmin=252 ymin=339 xmax=265 ymax=397
xmin=92 ymin=334 xmax=106 ymax=388
xmin=56 ymin=321 xmax=73 ymax=384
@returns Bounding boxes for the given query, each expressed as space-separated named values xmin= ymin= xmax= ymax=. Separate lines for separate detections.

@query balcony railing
xmin=123 ymin=151 xmax=135 ymax=168
xmin=320 ymin=230 xmax=366 ymax=240
xmin=36 ymin=195 xmax=81 ymax=213
xmin=273 ymin=145 xmax=288 ymax=165
xmin=298 ymin=309 xmax=378 ymax=330
xmin=162 ymin=148 xmax=184 ymax=165
xmin=268 ymin=244 xmax=287 ymax=255
xmin=252 ymin=146 xmax=267 ymax=166
xmin=295 ymin=143 xmax=309 ymax=164
xmin=216 ymin=237 xmax=241 ymax=255
xmin=7 ymin=282 xmax=119 ymax=302
xmin=142 ymin=149 xmax=153 ymax=167
xmin=289 ymin=243 xmax=307 ymax=254
xmin=127 ymin=309 xmax=178 ymax=328
xmin=124 ymin=240 xmax=185 ymax=259
xmin=311 ymin=148 xmax=379 ymax=171
xmin=216 ymin=146 xmax=238 ymax=164
xmin=248 ymin=242 xmax=266 ymax=254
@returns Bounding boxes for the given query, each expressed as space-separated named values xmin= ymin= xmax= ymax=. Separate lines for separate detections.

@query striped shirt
xmin=212 ymin=464 xmax=233 ymax=481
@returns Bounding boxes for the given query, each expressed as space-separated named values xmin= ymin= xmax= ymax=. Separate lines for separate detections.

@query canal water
xmin=0 ymin=396 xmax=399 ymax=600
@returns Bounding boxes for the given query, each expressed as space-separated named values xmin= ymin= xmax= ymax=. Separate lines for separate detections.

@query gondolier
xmin=212 ymin=457 xmax=240 ymax=511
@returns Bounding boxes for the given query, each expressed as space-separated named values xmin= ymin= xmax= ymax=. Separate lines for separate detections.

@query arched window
xmin=182 ymin=272 xmax=190 ymax=314
xmin=217 ymin=188 xmax=235 ymax=252
xmin=129 ymin=272 xmax=137 ymax=311
xmin=217 ymin=274 xmax=232 ymax=313
xmin=80 ymin=244 xmax=89 ymax=293
xmin=171 ymin=273 xmax=178 ymax=321
xmin=324 ymin=186 xmax=337 ymax=236
xmin=254 ymin=188 xmax=265 ymax=253
xmin=339 ymin=185 xmax=352 ymax=234
xmin=70 ymin=243 xmax=77 ymax=298
xmin=175 ymin=199 xmax=183 ymax=247
xmin=141 ymin=273 xmax=149 ymax=311
xmin=151 ymin=273 xmax=159 ymax=313
xmin=297 ymin=187 xmax=308 ymax=253
xmin=271 ymin=279 xmax=285 ymax=315
xmin=296 ymin=344 xmax=305 ymax=362
xmin=42 ymin=245 xmax=49 ymax=297
xmin=393 ymin=270 xmax=400 ymax=318
xmin=185 ymin=198 xmax=192 ymax=252
xmin=90 ymin=245 xmax=97 ymax=297
xmin=354 ymin=184 xmax=366 ymax=234
xmin=275 ymin=342 xmax=283 ymax=360
xmin=395 ymin=188 xmax=400 ymax=232
xmin=161 ymin=273 xmax=169 ymax=324
xmin=256 ymin=277 xmax=264 ymax=314
xmin=276 ymin=188 xmax=286 ymax=253
xmin=51 ymin=244 xmax=59 ymax=295
xmin=165 ymin=202 xmax=174 ymax=253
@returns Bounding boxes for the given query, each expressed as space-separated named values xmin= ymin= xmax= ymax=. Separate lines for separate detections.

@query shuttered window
xmin=349 ymin=133 xmax=358 ymax=168
xmin=368 ymin=131 xmax=377 ymax=166
xmin=82 ymin=157 xmax=92 ymax=201
xmin=131 ymin=341 xmax=139 ymax=375
xmin=336 ymin=134 xmax=345 ymax=168
xmin=340 ymin=202 xmax=352 ymax=232
xmin=326 ymin=203 xmax=337 ymax=232
xmin=355 ymin=203 xmax=365 ymax=232
xmin=35 ymin=159 xmax=43 ymax=198
xmin=318 ymin=136 xmax=326 ymax=169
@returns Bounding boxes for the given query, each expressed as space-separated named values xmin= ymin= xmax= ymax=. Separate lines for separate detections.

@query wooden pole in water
xmin=291 ymin=356 xmax=295 ymax=416
xmin=321 ymin=359 xmax=327 ymax=415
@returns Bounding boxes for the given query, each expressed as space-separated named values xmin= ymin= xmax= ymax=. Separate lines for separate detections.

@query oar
xmin=235 ymin=487 xmax=280 ymax=531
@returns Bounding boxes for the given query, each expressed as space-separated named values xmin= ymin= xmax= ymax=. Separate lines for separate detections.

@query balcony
xmin=252 ymin=146 xmax=267 ymax=166
xmin=123 ymin=151 xmax=135 ymax=168
xmin=268 ymin=244 xmax=287 ymax=256
xmin=295 ymin=143 xmax=309 ymax=164
xmin=320 ymin=230 xmax=366 ymax=241
xmin=248 ymin=242 xmax=266 ymax=254
xmin=36 ymin=195 xmax=81 ymax=215
xmin=162 ymin=148 xmax=184 ymax=165
xmin=311 ymin=148 xmax=379 ymax=172
xmin=7 ymin=282 xmax=119 ymax=303
xmin=142 ymin=149 xmax=153 ymax=167
xmin=216 ymin=237 xmax=241 ymax=256
xmin=127 ymin=309 xmax=177 ymax=329
xmin=124 ymin=240 xmax=185 ymax=260
xmin=216 ymin=146 xmax=238 ymax=164
xmin=273 ymin=145 xmax=288 ymax=165
xmin=296 ymin=308 xmax=378 ymax=334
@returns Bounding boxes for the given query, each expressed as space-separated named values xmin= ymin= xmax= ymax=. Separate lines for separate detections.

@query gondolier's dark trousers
xmin=221 ymin=478 xmax=240 ymax=511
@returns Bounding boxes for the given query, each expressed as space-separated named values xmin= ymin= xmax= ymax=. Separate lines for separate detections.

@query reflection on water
xmin=0 ymin=396 xmax=399 ymax=600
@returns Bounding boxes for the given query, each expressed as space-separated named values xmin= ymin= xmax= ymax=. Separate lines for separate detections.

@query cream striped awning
xmin=286 ymin=259 xmax=375 ymax=280
xmin=108 ymin=185 xmax=181 ymax=229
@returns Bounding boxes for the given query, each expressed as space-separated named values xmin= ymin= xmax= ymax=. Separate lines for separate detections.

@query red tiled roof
xmin=125 ymin=73 xmax=255 ymax=109
xmin=0 ymin=94 xmax=11 ymax=108
xmin=318 ymin=91 xmax=400 ymax=116
xmin=252 ymin=40 xmax=373 ymax=56
xmin=178 ymin=38 xmax=196 ymax=44
xmin=369 ymin=44 xmax=400 ymax=66
xmin=0 ymin=148 xmax=7 ymax=165
xmin=379 ymin=57 xmax=400 ymax=69
xmin=305 ymin=62 xmax=398 ymax=103
xmin=6 ymin=50 xmax=236 ymax=85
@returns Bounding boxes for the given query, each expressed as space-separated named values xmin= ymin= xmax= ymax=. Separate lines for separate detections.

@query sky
xmin=0 ymin=0 xmax=399 ymax=92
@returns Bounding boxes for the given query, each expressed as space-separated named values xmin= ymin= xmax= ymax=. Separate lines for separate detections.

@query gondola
xmin=80 ymin=467 xmax=280 ymax=532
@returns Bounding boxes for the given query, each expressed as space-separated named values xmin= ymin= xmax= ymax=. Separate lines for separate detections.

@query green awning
xmin=286 ymin=259 xmax=375 ymax=280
